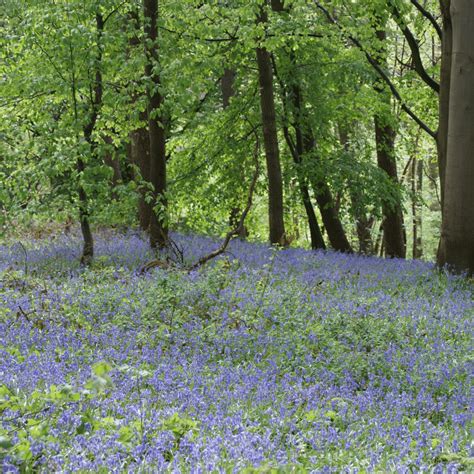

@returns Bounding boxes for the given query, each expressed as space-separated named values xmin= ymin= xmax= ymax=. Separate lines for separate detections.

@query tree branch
xmin=410 ymin=0 xmax=442 ymax=39
xmin=389 ymin=1 xmax=440 ymax=93
xmin=314 ymin=1 xmax=437 ymax=140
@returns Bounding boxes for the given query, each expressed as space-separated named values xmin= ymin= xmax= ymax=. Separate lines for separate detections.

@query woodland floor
xmin=0 ymin=230 xmax=473 ymax=472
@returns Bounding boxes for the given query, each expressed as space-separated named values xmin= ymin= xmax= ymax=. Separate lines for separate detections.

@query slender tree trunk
xmin=438 ymin=0 xmax=474 ymax=275
xmin=285 ymin=76 xmax=326 ymax=249
xmin=78 ymin=12 xmax=104 ymax=265
xmin=411 ymin=157 xmax=423 ymax=259
xmin=374 ymin=221 xmax=384 ymax=256
xmin=144 ymin=0 xmax=168 ymax=248
xmin=415 ymin=158 xmax=423 ymax=257
xmin=292 ymin=135 xmax=326 ymax=250
xmin=271 ymin=0 xmax=351 ymax=253
xmin=339 ymin=127 xmax=373 ymax=254
xmin=411 ymin=158 xmax=418 ymax=259
xmin=374 ymin=29 xmax=406 ymax=258
xmin=309 ymin=175 xmax=353 ymax=253
xmin=256 ymin=5 xmax=286 ymax=245
xmin=301 ymin=129 xmax=352 ymax=252
xmin=300 ymin=183 xmax=326 ymax=250
xmin=221 ymin=67 xmax=248 ymax=239
xmin=355 ymin=214 xmax=374 ymax=255
xmin=374 ymin=117 xmax=406 ymax=258
xmin=300 ymin=118 xmax=352 ymax=252
xmin=77 ymin=159 xmax=94 ymax=265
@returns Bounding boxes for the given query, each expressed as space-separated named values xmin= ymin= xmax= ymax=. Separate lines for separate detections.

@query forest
xmin=0 ymin=0 xmax=473 ymax=472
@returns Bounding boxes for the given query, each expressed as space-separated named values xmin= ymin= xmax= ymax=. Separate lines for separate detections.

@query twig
xmin=17 ymin=306 xmax=31 ymax=322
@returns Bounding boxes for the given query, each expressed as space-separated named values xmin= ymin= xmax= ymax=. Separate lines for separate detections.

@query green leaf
xmin=92 ymin=361 xmax=112 ymax=377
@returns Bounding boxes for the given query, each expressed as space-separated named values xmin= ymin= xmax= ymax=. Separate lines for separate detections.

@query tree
xmin=438 ymin=0 xmax=474 ymax=274
xmin=127 ymin=9 xmax=151 ymax=232
xmin=144 ymin=0 xmax=168 ymax=248
xmin=270 ymin=1 xmax=351 ymax=252
xmin=72 ymin=11 xmax=105 ymax=265
xmin=269 ymin=1 xmax=325 ymax=250
xmin=373 ymin=27 xmax=406 ymax=259
xmin=256 ymin=3 xmax=287 ymax=246
xmin=339 ymin=127 xmax=374 ymax=254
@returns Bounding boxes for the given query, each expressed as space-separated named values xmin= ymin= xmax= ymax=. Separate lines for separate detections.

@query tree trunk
xmin=256 ymin=6 xmax=287 ymax=246
xmin=355 ymin=214 xmax=374 ymax=255
xmin=437 ymin=0 xmax=452 ymax=208
xmin=310 ymin=176 xmax=353 ymax=253
xmin=77 ymin=159 xmax=94 ymax=265
xmin=128 ymin=9 xmax=151 ymax=232
xmin=221 ymin=68 xmax=235 ymax=108
xmin=221 ymin=67 xmax=248 ymax=239
xmin=103 ymin=136 xmax=122 ymax=199
xmin=144 ymin=0 xmax=168 ymax=248
xmin=77 ymin=12 xmax=104 ymax=265
xmin=374 ymin=117 xmax=406 ymax=258
xmin=300 ymin=120 xmax=352 ymax=252
xmin=130 ymin=121 xmax=151 ymax=231
xmin=339 ymin=127 xmax=373 ymax=254
xmin=373 ymin=29 xmax=406 ymax=258
xmin=438 ymin=0 xmax=474 ymax=275
xmin=412 ymin=157 xmax=423 ymax=259
xmin=287 ymin=69 xmax=351 ymax=252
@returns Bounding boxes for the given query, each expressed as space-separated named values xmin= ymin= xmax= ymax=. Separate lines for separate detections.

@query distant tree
xmin=75 ymin=12 xmax=105 ymax=265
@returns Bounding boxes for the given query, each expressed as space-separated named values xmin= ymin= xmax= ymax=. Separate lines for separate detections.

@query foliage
xmin=1 ymin=0 xmax=443 ymax=257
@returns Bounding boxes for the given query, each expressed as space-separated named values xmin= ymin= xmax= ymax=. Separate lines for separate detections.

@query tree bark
xmin=281 ymin=43 xmax=351 ymax=251
xmin=77 ymin=159 xmax=94 ymax=265
xmin=374 ymin=116 xmax=406 ymax=258
xmin=297 ymin=109 xmax=352 ymax=252
xmin=438 ymin=0 xmax=474 ymax=275
xmin=130 ymin=120 xmax=151 ymax=231
xmin=256 ymin=5 xmax=287 ymax=246
xmin=144 ymin=0 xmax=168 ymax=248
xmin=309 ymin=174 xmax=353 ymax=253
xmin=270 ymin=0 xmax=351 ymax=252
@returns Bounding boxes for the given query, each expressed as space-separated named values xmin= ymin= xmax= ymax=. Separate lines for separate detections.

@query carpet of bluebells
xmin=0 ymin=230 xmax=473 ymax=473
